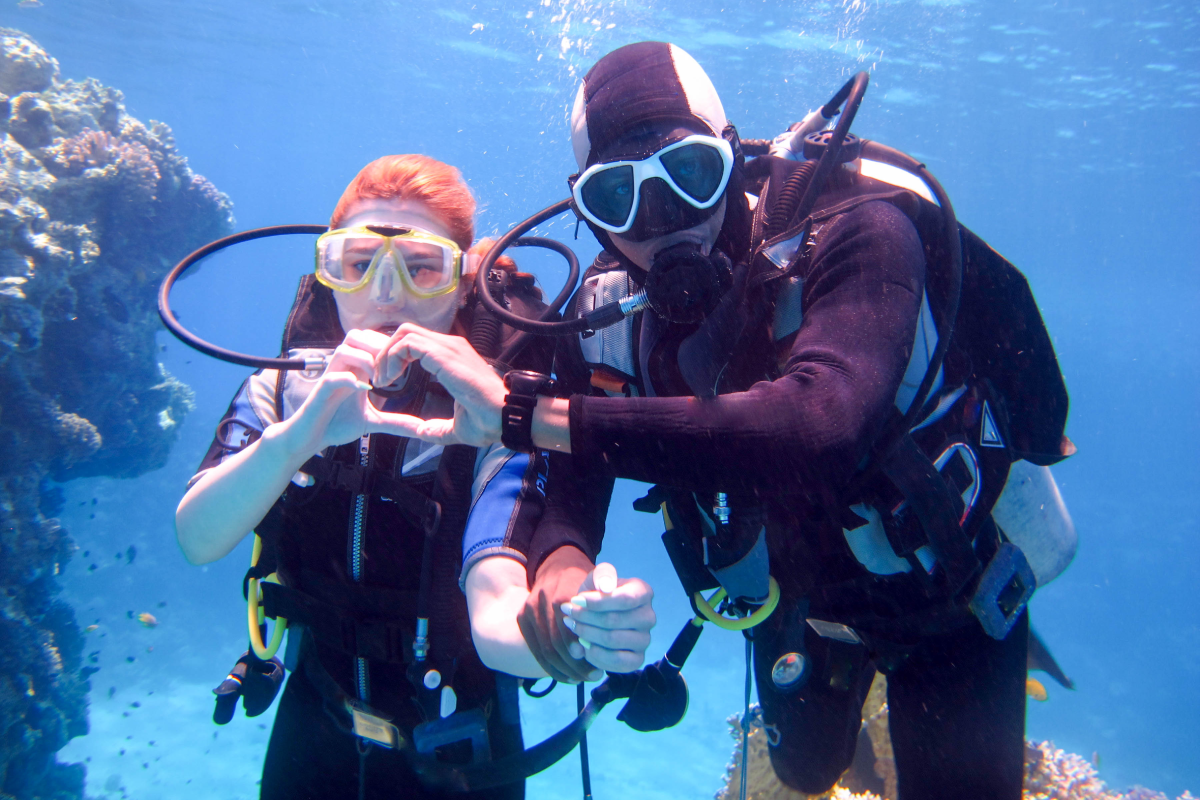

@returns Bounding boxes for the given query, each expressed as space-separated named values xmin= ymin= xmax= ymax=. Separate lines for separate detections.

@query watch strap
xmin=501 ymin=371 xmax=557 ymax=452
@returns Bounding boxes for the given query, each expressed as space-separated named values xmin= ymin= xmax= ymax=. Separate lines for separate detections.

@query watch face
xmin=505 ymin=370 xmax=551 ymax=394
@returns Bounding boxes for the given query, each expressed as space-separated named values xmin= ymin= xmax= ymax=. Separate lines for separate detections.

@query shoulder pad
xmin=575 ymin=267 xmax=637 ymax=380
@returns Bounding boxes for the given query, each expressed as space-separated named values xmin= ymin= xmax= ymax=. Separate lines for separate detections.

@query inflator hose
xmin=159 ymin=224 xmax=580 ymax=369
xmin=772 ymin=72 xmax=871 ymax=237
xmin=474 ymin=200 xmax=602 ymax=336
xmin=158 ymin=225 xmax=329 ymax=371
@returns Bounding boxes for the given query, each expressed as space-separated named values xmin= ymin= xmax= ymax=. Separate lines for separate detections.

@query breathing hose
xmin=159 ymin=225 xmax=330 ymax=371
xmin=763 ymin=72 xmax=870 ymax=238
xmin=158 ymin=225 xmax=581 ymax=371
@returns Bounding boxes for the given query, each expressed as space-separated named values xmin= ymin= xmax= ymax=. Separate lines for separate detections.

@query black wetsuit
xmin=530 ymin=199 xmax=1028 ymax=799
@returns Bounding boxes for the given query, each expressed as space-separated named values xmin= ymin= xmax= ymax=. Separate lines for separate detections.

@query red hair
xmin=330 ymin=155 xmax=475 ymax=250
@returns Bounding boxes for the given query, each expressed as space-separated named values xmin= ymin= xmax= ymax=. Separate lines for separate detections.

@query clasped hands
xmin=292 ymin=325 xmax=652 ymax=683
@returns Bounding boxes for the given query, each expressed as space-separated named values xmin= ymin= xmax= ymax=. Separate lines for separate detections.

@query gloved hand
xmin=517 ymin=547 xmax=599 ymax=684
xmin=213 ymin=651 xmax=285 ymax=725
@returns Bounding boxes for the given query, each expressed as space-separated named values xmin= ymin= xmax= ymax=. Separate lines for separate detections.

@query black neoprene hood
xmin=570 ymin=41 xmax=729 ymax=170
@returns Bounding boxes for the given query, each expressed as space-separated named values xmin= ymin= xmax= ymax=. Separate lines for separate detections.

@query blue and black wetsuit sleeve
xmin=459 ymin=447 xmax=550 ymax=590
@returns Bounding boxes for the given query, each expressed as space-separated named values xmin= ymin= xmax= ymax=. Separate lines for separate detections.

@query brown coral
xmin=717 ymin=681 xmax=1193 ymax=800
xmin=49 ymin=128 xmax=162 ymax=205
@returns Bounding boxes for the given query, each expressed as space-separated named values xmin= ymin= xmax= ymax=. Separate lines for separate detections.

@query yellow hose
xmin=247 ymin=535 xmax=287 ymax=660
xmin=693 ymin=576 xmax=780 ymax=631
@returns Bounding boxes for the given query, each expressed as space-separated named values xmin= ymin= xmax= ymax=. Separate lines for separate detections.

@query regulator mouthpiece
xmin=645 ymin=242 xmax=732 ymax=324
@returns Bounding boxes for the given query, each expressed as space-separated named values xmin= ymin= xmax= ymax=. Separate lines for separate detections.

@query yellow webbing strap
xmin=247 ymin=534 xmax=287 ymax=660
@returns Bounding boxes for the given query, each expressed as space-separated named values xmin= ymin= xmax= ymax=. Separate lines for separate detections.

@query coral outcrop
xmin=716 ymin=675 xmax=1193 ymax=800
xmin=0 ymin=28 xmax=233 ymax=799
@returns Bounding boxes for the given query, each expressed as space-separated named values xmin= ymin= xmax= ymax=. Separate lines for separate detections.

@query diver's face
xmin=595 ymin=122 xmax=728 ymax=270
xmin=609 ymin=196 xmax=726 ymax=271
xmin=331 ymin=199 xmax=463 ymax=334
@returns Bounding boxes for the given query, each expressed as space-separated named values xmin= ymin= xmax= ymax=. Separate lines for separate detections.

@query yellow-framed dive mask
xmin=314 ymin=225 xmax=463 ymax=299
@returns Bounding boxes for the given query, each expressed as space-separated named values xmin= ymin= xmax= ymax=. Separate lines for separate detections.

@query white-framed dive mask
xmin=570 ymin=134 xmax=734 ymax=235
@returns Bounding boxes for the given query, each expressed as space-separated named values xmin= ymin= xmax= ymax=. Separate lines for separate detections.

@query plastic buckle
xmin=348 ymin=702 xmax=403 ymax=749
xmin=412 ymin=708 xmax=491 ymax=764
xmin=969 ymin=542 xmax=1035 ymax=640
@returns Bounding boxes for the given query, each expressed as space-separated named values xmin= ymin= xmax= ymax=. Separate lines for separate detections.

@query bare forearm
xmin=175 ymin=422 xmax=312 ymax=565
xmin=465 ymin=558 xmax=547 ymax=679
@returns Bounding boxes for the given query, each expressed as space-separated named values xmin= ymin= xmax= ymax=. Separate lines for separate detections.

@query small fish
xmin=136 ymin=612 xmax=157 ymax=628
xmin=84 ymin=624 xmax=99 ymax=633
xmin=1026 ymin=677 xmax=1048 ymax=701
xmin=125 ymin=545 xmax=137 ymax=565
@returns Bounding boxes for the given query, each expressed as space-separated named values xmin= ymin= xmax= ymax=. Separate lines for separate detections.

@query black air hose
xmin=765 ymin=159 xmax=818 ymax=237
xmin=469 ymin=303 xmax=504 ymax=361
xmin=469 ymin=270 xmax=507 ymax=359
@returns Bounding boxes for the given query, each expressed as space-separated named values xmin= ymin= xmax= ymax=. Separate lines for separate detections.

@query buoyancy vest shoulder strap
xmin=561 ymin=252 xmax=645 ymax=395
xmin=281 ymin=274 xmax=345 ymax=351
xmin=424 ymin=443 xmax=477 ymax=668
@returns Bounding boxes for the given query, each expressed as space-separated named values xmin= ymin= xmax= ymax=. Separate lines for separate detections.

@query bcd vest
xmin=563 ymin=152 xmax=1075 ymax=641
xmin=251 ymin=273 xmax=552 ymax=730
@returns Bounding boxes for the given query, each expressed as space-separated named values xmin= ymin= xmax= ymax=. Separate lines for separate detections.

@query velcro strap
xmin=261 ymin=582 xmax=414 ymax=664
xmin=880 ymin=434 xmax=981 ymax=596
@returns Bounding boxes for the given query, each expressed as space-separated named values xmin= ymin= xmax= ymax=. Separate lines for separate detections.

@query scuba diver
xmin=373 ymin=43 xmax=1078 ymax=800
xmin=173 ymin=154 xmax=656 ymax=799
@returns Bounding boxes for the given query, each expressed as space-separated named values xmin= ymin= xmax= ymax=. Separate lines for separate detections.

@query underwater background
xmin=1 ymin=0 xmax=1196 ymax=797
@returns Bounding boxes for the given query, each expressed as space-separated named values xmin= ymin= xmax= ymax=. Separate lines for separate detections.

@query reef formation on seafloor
xmin=716 ymin=676 xmax=1195 ymax=800
xmin=0 ymin=28 xmax=233 ymax=800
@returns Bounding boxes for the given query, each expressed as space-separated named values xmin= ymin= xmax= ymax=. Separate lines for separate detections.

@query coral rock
xmin=0 ymin=28 xmax=58 ymax=96
xmin=9 ymin=91 xmax=55 ymax=149
xmin=0 ymin=27 xmax=233 ymax=800
xmin=717 ymin=680 xmax=1192 ymax=800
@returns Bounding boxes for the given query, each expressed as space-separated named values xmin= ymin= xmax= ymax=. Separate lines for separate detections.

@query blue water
xmin=8 ymin=0 xmax=1197 ymax=797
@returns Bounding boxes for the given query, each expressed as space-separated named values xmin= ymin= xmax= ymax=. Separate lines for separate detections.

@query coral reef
xmin=716 ymin=676 xmax=1193 ymax=800
xmin=0 ymin=28 xmax=233 ymax=800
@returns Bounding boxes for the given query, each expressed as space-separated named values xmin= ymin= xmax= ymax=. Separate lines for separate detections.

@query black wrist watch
xmin=501 ymin=370 xmax=559 ymax=452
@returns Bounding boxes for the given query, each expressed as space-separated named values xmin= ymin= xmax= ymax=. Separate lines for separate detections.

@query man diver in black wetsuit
xmin=378 ymin=41 xmax=1075 ymax=800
